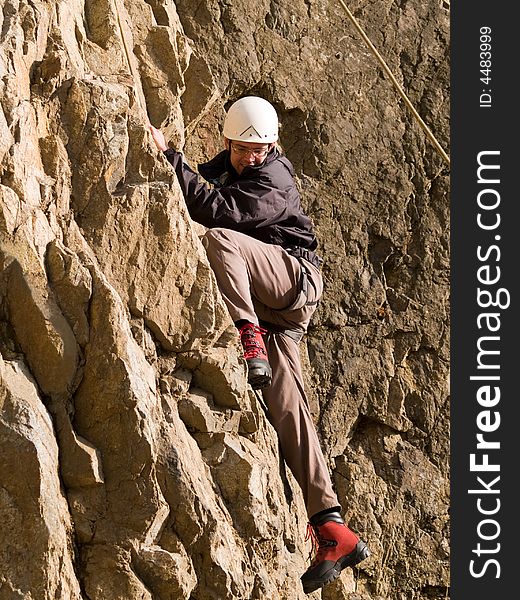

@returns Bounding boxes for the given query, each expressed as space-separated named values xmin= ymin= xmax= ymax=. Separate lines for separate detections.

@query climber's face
xmin=225 ymin=138 xmax=273 ymax=174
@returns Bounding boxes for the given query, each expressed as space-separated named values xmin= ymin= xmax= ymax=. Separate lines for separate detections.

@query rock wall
xmin=0 ymin=1 xmax=450 ymax=599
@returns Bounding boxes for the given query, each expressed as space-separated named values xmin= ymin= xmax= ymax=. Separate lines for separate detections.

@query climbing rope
xmin=114 ymin=0 xmax=449 ymax=165
xmin=334 ymin=0 xmax=450 ymax=166
xmin=114 ymin=0 xmax=148 ymax=112
xmin=254 ymin=389 xmax=270 ymax=417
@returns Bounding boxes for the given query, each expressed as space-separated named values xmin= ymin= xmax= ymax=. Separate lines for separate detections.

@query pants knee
xmin=202 ymin=227 xmax=226 ymax=250
xmin=202 ymin=227 xmax=241 ymax=259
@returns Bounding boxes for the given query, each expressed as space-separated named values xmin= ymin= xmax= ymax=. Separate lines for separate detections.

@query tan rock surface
xmin=1 ymin=1 xmax=449 ymax=598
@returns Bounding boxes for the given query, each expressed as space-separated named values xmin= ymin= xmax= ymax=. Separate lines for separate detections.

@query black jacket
xmin=164 ymin=147 xmax=319 ymax=258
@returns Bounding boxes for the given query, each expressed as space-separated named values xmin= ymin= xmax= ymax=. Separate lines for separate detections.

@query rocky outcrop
xmin=1 ymin=1 xmax=449 ymax=599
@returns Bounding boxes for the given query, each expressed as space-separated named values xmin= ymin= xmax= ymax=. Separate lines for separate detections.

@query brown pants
xmin=203 ymin=228 xmax=340 ymax=518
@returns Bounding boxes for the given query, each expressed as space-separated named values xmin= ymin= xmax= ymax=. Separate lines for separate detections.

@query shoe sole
xmin=247 ymin=363 xmax=272 ymax=390
xmin=301 ymin=540 xmax=370 ymax=594
xmin=248 ymin=372 xmax=272 ymax=390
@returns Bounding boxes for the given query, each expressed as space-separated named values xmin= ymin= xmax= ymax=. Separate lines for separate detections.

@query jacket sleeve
xmin=163 ymin=149 xmax=290 ymax=230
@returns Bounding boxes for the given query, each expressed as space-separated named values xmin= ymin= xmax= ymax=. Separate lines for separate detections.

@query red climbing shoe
xmin=301 ymin=512 xmax=370 ymax=594
xmin=238 ymin=323 xmax=272 ymax=390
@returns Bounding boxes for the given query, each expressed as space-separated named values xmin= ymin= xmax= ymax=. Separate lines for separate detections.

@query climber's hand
xmin=148 ymin=124 xmax=168 ymax=152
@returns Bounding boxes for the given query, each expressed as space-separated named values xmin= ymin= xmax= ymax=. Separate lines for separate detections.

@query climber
xmin=148 ymin=96 xmax=369 ymax=594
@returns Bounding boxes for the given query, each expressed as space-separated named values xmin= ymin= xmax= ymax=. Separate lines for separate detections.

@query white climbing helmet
xmin=223 ymin=96 xmax=279 ymax=143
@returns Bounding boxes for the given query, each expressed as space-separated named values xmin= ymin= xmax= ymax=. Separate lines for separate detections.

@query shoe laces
xmin=305 ymin=522 xmax=337 ymax=565
xmin=239 ymin=323 xmax=268 ymax=360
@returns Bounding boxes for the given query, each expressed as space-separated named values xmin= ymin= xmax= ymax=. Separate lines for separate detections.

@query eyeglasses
xmin=230 ymin=143 xmax=271 ymax=158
